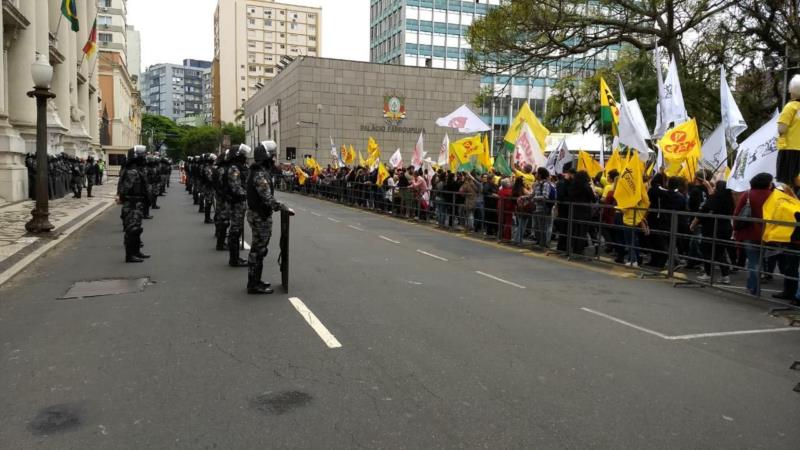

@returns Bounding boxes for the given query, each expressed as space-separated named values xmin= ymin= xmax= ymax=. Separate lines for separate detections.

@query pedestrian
xmin=498 ymin=178 xmax=515 ymax=241
xmin=245 ymin=142 xmax=283 ymax=294
xmin=483 ymin=174 xmax=499 ymax=237
xmin=568 ymin=171 xmax=597 ymax=255
xmin=733 ymin=173 xmax=774 ymax=295
xmin=532 ymin=167 xmax=556 ymax=248
xmin=117 ymin=146 xmax=150 ymax=263
xmin=644 ymin=173 xmax=670 ymax=269
xmin=512 ymin=176 xmax=531 ymax=244
xmin=776 ymin=75 xmax=800 ymax=184
xmin=226 ymin=144 xmax=251 ymax=267
xmin=692 ymin=180 xmax=734 ymax=284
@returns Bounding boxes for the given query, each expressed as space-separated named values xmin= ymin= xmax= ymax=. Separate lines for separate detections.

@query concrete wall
xmin=244 ymin=56 xmax=482 ymax=165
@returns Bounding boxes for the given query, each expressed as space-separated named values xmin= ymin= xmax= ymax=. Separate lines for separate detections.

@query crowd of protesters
xmin=280 ymin=160 xmax=800 ymax=306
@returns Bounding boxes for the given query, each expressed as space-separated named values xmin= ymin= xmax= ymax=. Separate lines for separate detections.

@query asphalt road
xmin=1 ymin=181 xmax=799 ymax=449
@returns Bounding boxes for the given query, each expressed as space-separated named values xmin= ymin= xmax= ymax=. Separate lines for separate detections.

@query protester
xmin=692 ymin=180 xmax=734 ymax=284
xmin=498 ymin=178 xmax=515 ymax=241
xmin=512 ymin=176 xmax=531 ymax=244
xmin=532 ymin=167 xmax=556 ymax=248
xmin=568 ymin=171 xmax=597 ymax=255
xmin=776 ymin=75 xmax=800 ymax=184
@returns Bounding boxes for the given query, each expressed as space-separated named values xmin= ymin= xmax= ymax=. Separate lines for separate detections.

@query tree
xmin=180 ymin=126 xmax=222 ymax=158
xmin=466 ymin=0 xmax=733 ymax=78
xmin=141 ymin=114 xmax=185 ymax=158
xmin=220 ymin=122 xmax=245 ymax=146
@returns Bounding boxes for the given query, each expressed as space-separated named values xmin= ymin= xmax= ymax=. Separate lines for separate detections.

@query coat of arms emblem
xmin=384 ymin=95 xmax=406 ymax=124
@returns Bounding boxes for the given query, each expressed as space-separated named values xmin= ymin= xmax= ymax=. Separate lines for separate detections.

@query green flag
xmin=61 ymin=0 xmax=79 ymax=32
xmin=493 ymin=152 xmax=513 ymax=177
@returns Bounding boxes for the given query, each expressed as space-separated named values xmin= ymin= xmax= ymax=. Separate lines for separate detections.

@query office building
xmin=369 ymin=0 xmax=618 ymax=143
xmin=213 ymin=0 xmax=322 ymax=125
xmin=142 ymin=60 xmax=212 ymax=124
xmin=243 ymin=56 xmax=482 ymax=164
xmin=126 ymin=25 xmax=142 ymax=87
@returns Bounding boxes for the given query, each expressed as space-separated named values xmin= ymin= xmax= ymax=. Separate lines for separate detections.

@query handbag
xmin=734 ymin=193 xmax=751 ymax=231
xmin=517 ymin=194 xmax=535 ymax=213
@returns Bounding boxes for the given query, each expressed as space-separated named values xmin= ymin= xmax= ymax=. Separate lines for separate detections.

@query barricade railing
xmin=276 ymin=175 xmax=800 ymax=313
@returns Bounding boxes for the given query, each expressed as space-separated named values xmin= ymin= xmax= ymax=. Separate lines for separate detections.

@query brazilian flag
xmin=62 ymin=0 xmax=79 ymax=32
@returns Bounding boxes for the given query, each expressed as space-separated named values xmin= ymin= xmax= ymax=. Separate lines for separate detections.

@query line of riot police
xmin=116 ymin=146 xmax=173 ymax=263
xmin=185 ymin=142 xmax=285 ymax=294
xmin=24 ymin=153 xmax=105 ymax=200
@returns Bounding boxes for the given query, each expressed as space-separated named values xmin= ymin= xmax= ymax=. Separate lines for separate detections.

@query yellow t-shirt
xmin=778 ymin=100 xmax=800 ymax=150
xmin=513 ymin=169 xmax=535 ymax=189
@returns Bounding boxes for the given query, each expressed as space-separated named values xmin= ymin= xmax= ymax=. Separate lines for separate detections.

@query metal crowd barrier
xmin=277 ymin=175 xmax=800 ymax=315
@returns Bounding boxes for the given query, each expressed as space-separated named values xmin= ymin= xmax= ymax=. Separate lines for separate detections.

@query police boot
xmin=228 ymin=236 xmax=248 ymax=267
xmin=216 ymin=229 xmax=228 ymax=251
xmin=134 ymin=234 xmax=150 ymax=259
xmin=125 ymin=238 xmax=143 ymax=263
xmin=247 ymin=262 xmax=273 ymax=294
xmin=198 ymin=196 xmax=205 ymax=213
xmin=204 ymin=205 xmax=213 ymax=224
xmin=87 ymin=186 xmax=93 ymax=197
xmin=257 ymin=262 xmax=272 ymax=290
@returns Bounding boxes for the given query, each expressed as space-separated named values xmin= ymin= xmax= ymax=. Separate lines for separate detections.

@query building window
xmin=99 ymin=0 xmax=112 ymax=7
xmin=98 ymin=15 xmax=112 ymax=26
xmin=98 ymin=33 xmax=112 ymax=43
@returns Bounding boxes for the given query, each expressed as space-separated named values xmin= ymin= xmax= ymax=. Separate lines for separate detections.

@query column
xmin=86 ymin=0 xmax=100 ymax=156
xmin=51 ymin=0 xmax=71 ymax=135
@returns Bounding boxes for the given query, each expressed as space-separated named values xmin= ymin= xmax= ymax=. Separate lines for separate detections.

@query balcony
xmin=3 ymin=0 xmax=30 ymax=31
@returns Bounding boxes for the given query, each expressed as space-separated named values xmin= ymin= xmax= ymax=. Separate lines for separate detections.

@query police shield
xmin=279 ymin=205 xmax=295 ymax=293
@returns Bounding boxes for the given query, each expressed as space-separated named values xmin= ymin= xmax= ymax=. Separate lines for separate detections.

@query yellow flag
xmin=600 ymin=77 xmax=620 ymax=136
xmin=377 ymin=162 xmax=390 ymax=186
xmin=504 ymin=102 xmax=549 ymax=152
xmin=305 ymin=157 xmax=321 ymax=176
xmin=358 ymin=150 xmax=366 ymax=167
xmin=294 ymin=166 xmax=308 ymax=185
xmin=763 ymin=189 xmax=800 ymax=243
xmin=451 ymin=135 xmax=483 ymax=164
xmin=368 ymin=137 xmax=380 ymax=159
xmin=665 ymin=160 xmax=683 ymax=177
xmin=614 ymin=154 xmax=644 ymax=209
xmin=658 ymin=118 xmax=701 ymax=162
xmin=577 ymin=151 xmax=603 ymax=178
xmin=604 ymin=148 xmax=623 ymax=177
xmin=480 ymin=134 xmax=492 ymax=169
xmin=342 ymin=144 xmax=354 ymax=165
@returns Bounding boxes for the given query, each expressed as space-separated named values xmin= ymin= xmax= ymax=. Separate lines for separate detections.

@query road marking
xmin=309 ymin=211 xmax=322 ymax=217
xmin=289 ymin=297 xmax=342 ymax=349
xmin=348 ymin=225 xmax=365 ymax=232
xmin=670 ymin=328 xmax=800 ymax=340
xmin=580 ymin=308 xmax=672 ymax=339
xmin=581 ymin=307 xmax=800 ymax=340
xmin=327 ymin=217 xmax=341 ymax=223
xmin=416 ymin=249 xmax=448 ymax=262
xmin=297 ymin=207 xmax=307 ymax=212
xmin=475 ymin=271 xmax=526 ymax=289
xmin=379 ymin=235 xmax=400 ymax=244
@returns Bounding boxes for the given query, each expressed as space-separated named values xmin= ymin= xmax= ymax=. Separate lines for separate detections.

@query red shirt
xmin=733 ymin=188 xmax=772 ymax=241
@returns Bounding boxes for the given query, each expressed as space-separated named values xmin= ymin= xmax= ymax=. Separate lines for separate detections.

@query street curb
xmin=0 ymin=200 xmax=116 ymax=288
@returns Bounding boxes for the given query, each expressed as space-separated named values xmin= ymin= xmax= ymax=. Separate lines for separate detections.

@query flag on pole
xmin=617 ymin=76 xmax=651 ymax=161
xmin=546 ymin=139 xmax=573 ymax=175
xmin=700 ymin=123 xmax=728 ymax=174
xmin=505 ymin=102 xmax=549 ymax=154
xmin=61 ymin=0 xmax=80 ymax=32
xmin=493 ymin=151 xmax=513 ymax=176
xmin=653 ymin=46 xmax=669 ymax=139
xmin=389 ymin=149 xmax=403 ymax=169
xmin=604 ymin=147 xmax=623 ymax=177
xmin=294 ymin=166 xmax=308 ymax=185
xmin=438 ymin=133 xmax=450 ymax=167
xmin=377 ymin=162 xmax=391 ymax=186
xmin=720 ymin=66 xmax=748 ymax=147
xmin=599 ymin=77 xmax=619 ymax=136
xmin=451 ymin=135 xmax=483 ymax=164
xmin=658 ymin=118 xmax=702 ymax=162
xmin=347 ymin=145 xmax=356 ymax=165
xmin=82 ymin=18 xmax=98 ymax=59
xmin=613 ymin=154 xmax=644 ymax=209
xmin=577 ymin=151 xmax=603 ymax=178
xmin=727 ymin=111 xmax=780 ymax=192
xmin=412 ymin=132 xmax=424 ymax=169
xmin=479 ymin=134 xmax=492 ymax=171
xmin=367 ymin=136 xmax=381 ymax=159
xmin=660 ymin=55 xmax=689 ymax=127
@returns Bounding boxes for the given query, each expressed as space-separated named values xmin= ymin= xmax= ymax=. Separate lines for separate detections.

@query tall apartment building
xmin=213 ymin=0 xmax=322 ymax=125
xmin=369 ymin=0 xmax=618 ymax=139
xmin=97 ymin=0 xmax=144 ymax=170
xmin=126 ymin=25 xmax=142 ymax=87
xmin=141 ymin=60 xmax=212 ymax=124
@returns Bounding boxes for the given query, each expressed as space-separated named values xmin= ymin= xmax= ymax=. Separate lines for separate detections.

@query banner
xmin=389 ymin=149 xmax=403 ymax=169
xmin=412 ymin=132 xmax=425 ymax=169
xmin=658 ymin=118 xmax=701 ymax=162
xmin=438 ymin=133 xmax=450 ymax=167
xmin=727 ymin=111 xmax=779 ymax=192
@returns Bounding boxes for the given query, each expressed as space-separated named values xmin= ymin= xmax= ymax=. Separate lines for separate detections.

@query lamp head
xmin=31 ymin=53 xmax=53 ymax=89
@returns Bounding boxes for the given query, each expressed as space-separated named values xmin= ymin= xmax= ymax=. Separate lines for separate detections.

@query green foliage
xmin=180 ymin=126 xmax=222 ymax=157
xmin=141 ymin=114 xmax=185 ymax=156
xmin=220 ymin=122 xmax=245 ymax=146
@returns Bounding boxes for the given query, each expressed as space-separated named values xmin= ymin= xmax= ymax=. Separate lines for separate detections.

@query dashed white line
xmin=289 ymin=297 xmax=342 ymax=349
xmin=379 ymin=235 xmax=401 ymax=244
xmin=581 ymin=307 xmax=800 ymax=340
xmin=309 ymin=211 xmax=322 ymax=217
xmin=475 ymin=271 xmax=526 ymax=289
xmin=348 ymin=225 xmax=365 ymax=232
xmin=327 ymin=217 xmax=341 ymax=223
xmin=416 ymin=249 xmax=448 ymax=262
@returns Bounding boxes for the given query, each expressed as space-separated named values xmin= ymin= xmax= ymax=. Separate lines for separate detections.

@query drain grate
xmin=60 ymin=277 xmax=150 ymax=299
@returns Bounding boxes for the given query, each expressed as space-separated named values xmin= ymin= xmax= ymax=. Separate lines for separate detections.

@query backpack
xmin=517 ymin=194 xmax=535 ymax=213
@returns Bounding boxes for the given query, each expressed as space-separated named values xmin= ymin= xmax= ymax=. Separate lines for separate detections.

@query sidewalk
xmin=0 ymin=179 xmax=119 ymax=286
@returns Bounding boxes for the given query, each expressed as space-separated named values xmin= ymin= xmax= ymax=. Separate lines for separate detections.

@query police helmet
xmin=208 ymin=153 xmax=217 ymax=162
xmin=230 ymin=144 xmax=252 ymax=162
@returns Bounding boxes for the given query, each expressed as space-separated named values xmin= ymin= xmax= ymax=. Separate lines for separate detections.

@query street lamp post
xmin=315 ymin=104 xmax=322 ymax=161
xmin=25 ymin=54 xmax=56 ymax=234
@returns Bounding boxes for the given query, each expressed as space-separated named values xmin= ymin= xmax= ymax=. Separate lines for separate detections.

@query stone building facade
xmin=0 ymin=0 xmax=102 ymax=203
xmin=243 ymin=56 xmax=482 ymax=165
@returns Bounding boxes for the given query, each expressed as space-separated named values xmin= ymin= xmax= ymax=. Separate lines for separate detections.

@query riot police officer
xmin=85 ymin=156 xmax=98 ymax=197
xmin=246 ymin=141 xmax=283 ymax=294
xmin=202 ymin=154 xmax=217 ymax=224
xmin=117 ymin=145 xmax=150 ymax=263
xmin=214 ymin=150 xmax=231 ymax=250
xmin=186 ymin=156 xmax=194 ymax=193
xmin=225 ymin=144 xmax=251 ymax=267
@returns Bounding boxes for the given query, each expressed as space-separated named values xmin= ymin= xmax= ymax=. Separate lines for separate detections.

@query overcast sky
xmin=127 ymin=0 xmax=370 ymax=71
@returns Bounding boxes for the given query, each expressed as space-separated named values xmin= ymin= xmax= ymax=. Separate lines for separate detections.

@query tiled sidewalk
xmin=0 ymin=180 xmax=119 ymax=284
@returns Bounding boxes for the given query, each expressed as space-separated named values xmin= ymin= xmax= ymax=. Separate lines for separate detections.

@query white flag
xmin=720 ymin=66 xmax=748 ymax=147
xmin=389 ymin=149 xmax=403 ymax=169
xmin=701 ymin=124 xmax=728 ymax=173
xmin=514 ymin=123 xmax=537 ymax=167
xmin=438 ymin=133 xmax=450 ymax=167
xmin=546 ymin=139 xmax=573 ymax=175
xmin=653 ymin=47 xmax=669 ymax=139
xmin=727 ymin=111 xmax=779 ymax=192
xmin=329 ymin=137 xmax=342 ymax=167
xmin=617 ymin=76 xmax=651 ymax=161
xmin=412 ymin=132 xmax=425 ymax=170
xmin=661 ymin=55 xmax=689 ymax=127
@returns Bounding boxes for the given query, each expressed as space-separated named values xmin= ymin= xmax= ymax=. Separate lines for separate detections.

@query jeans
xmin=534 ymin=213 xmax=552 ymax=248
xmin=436 ymin=201 xmax=447 ymax=226
xmin=624 ymin=227 xmax=640 ymax=264
xmin=743 ymin=241 xmax=761 ymax=295
xmin=514 ymin=214 xmax=530 ymax=245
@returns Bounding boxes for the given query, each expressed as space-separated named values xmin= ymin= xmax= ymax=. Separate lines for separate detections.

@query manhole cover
xmin=60 ymin=277 xmax=150 ymax=299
